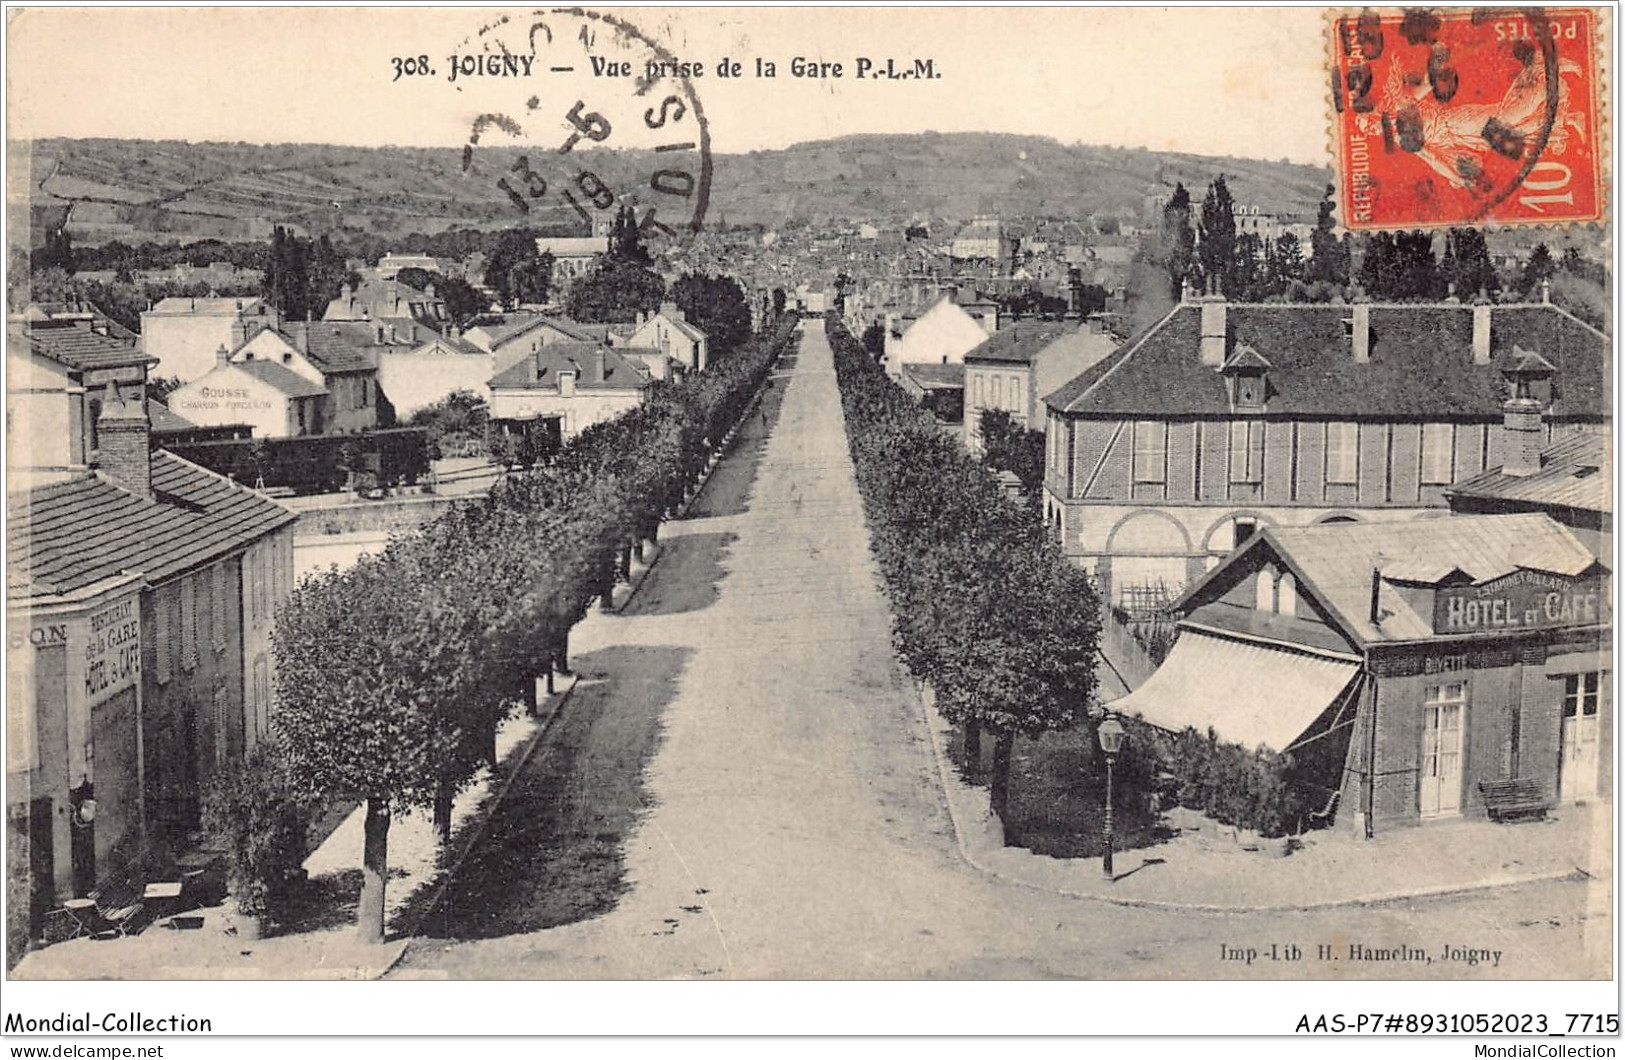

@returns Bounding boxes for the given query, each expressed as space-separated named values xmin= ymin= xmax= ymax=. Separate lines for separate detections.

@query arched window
xmin=1277 ymin=572 xmax=1297 ymax=618
xmin=1255 ymin=568 xmax=1275 ymax=612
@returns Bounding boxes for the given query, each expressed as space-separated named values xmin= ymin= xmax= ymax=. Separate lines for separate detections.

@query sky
xmin=6 ymin=6 xmax=1335 ymax=164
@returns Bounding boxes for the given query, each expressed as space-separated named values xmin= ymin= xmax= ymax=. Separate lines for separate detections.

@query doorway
xmin=1420 ymin=683 xmax=1466 ymax=817
xmin=1559 ymin=671 xmax=1603 ymax=802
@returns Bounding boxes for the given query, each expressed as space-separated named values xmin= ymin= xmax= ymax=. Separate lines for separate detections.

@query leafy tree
xmin=392 ymin=267 xmax=436 ymax=291
xmin=1272 ymin=233 xmax=1304 ymax=289
xmin=567 ymin=258 xmax=665 ymax=324
xmin=1162 ymin=183 xmax=1195 ymax=299
xmin=272 ymin=553 xmax=451 ymax=942
xmin=671 ymin=273 xmax=753 ymax=357
xmin=978 ymin=408 xmax=1045 ymax=503
xmin=1197 ymin=176 xmax=1238 ymax=296
xmin=861 ymin=322 xmax=886 ymax=361
xmin=826 ymin=315 xmax=1100 ymax=834
xmin=484 ymin=229 xmax=553 ymax=310
xmin=1442 ymin=228 xmax=1498 ymax=299
xmin=148 ymin=375 xmax=185 ymax=404
xmin=263 ymin=226 xmax=311 ymax=321
xmin=1305 ymin=185 xmax=1350 ymax=287
xmin=37 ymin=223 xmax=74 ymax=275
xmin=436 ymin=276 xmax=487 ymax=325
xmin=1520 ymin=243 xmax=1556 ymax=296
xmin=607 ymin=203 xmax=652 ymax=266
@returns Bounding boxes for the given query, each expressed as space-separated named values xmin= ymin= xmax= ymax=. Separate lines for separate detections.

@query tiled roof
xmin=1447 ymin=430 xmax=1613 ymax=516
xmin=19 ymin=301 xmax=139 ymax=342
xmin=8 ymin=452 xmax=297 ymax=598
xmin=279 ymin=322 xmax=381 ymax=374
xmin=964 ymin=320 xmax=1079 ymax=364
xmin=146 ymin=400 xmax=197 ymax=433
xmin=1046 ymin=302 xmax=1609 ymax=419
xmin=899 ymin=363 xmax=965 ymax=389
xmin=14 ymin=321 xmax=156 ymax=372
xmin=410 ymin=332 xmax=486 ymax=356
xmin=488 ymin=342 xmax=652 ymax=390
xmin=148 ymin=296 xmax=269 ymax=316
xmin=1188 ymin=513 xmax=1604 ymax=646
xmin=235 ymin=359 xmax=329 ymax=398
xmin=483 ymin=314 xmax=591 ymax=349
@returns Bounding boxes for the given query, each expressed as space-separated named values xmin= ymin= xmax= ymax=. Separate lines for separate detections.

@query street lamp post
xmin=1097 ymin=712 xmax=1126 ymax=882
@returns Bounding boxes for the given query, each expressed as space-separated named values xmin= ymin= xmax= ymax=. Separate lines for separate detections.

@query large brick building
xmin=1041 ymin=294 xmax=1609 ymax=609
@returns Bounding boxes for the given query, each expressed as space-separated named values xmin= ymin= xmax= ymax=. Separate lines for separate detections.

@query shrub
xmin=201 ymin=743 xmax=317 ymax=921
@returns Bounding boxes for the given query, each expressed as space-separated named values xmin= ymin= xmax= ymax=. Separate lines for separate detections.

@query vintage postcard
xmin=1 ymin=3 xmax=1617 ymax=1042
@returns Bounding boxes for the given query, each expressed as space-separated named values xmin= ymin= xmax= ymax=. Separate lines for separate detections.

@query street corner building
xmin=6 ymin=318 xmax=298 ymax=951
xmin=1111 ymin=512 xmax=1611 ymax=833
xmin=1040 ymin=290 xmax=1610 ymax=612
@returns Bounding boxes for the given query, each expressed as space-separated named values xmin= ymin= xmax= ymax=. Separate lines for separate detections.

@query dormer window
xmin=1220 ymin=343 xmax=1270 ymax=413
xmin=1503 ymin=344 xmax=1556 ymax=406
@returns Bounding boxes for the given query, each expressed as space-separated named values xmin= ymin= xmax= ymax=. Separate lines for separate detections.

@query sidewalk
xmin=12 ymin=675 xmax=581 ymax=980
xmin=919 ymin=685 xmax=1612 ymax=912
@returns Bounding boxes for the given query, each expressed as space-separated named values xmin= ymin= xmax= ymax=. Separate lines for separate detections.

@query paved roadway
xmin=394 ymin=321 xmax=1608 ymax=981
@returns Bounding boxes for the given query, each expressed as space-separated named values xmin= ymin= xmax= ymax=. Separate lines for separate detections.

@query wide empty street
xmin=395 ymin=322 xmax=1609 ymax=981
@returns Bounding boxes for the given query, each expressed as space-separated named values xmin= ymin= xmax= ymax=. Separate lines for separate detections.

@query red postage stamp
xmin=1330 ymin=7 xmax=1605 ymax=230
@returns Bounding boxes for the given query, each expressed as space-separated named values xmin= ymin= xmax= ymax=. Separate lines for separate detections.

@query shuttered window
xmin=180 ymin=575 xmax=198 ymax=672
xmin=1420 ymin=423 xmax=1454 ymax=484
xmin=212 ymin=562 xmax=229 ymax=652
xmin=1132 ymin=420 xmax=1167 ymax=483
xmin=155 ymin=593 xmax=173 ymax=684
xmin=1325 ymin=422 xmax=1359 ymax=484
xmin=1229 ymin=421 xmax=1264 ymax=483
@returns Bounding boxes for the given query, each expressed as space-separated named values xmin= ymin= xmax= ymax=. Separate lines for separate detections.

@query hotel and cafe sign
xmin=1434 ymin=568 xmax=1611 ymax=635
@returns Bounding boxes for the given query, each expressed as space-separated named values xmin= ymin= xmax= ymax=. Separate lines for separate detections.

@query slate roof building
xmin=7 ymin=375 xmax=296 ymax=937
xmin=488 ymin=341 xmax=652 ymax=442
xmin=962 ymin=319 xmax=1117 ymax=452
xmin=1041 ymin=293 xmax=1610 ymax=610
xmin=1110 ymin=514 xmax=1610 ymax=833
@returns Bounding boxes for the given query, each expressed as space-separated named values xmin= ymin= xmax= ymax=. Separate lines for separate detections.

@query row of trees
xmin=1151 ymin=177 xmax=1593 ymax=308
xmin=826 ymin=314 xmax=1102 ymax=823
xmin=228 ymin=315 xmax=800 ymax=942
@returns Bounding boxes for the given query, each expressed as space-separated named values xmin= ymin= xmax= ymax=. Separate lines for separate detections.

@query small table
xmin=143 ymin=881 xmax=185 ymax=925
xmin=62 ymin=898 xmax=100 ymax=938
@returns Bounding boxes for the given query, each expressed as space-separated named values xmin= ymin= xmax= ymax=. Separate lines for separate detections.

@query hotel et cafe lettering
xmin=1433 ymin=568 xmax=1611 ymax=636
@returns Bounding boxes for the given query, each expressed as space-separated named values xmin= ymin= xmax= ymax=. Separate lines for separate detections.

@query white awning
xmin=1107 ymin=630 xmax=1359 ymax=752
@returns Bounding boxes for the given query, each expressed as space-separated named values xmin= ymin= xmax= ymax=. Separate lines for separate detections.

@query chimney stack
xmin=1498 ymin=397 xmax=1544 ymax=477
xmin=229 ymin=317 xmax=248 ymax=352
xmin=1540 ymin=278 xmax=1551 ymax=305
xmin=594 ymin=346 xmax=607 ymax=381
xmin=1199 ymin=293 xmax=1227 ymax=367
xmin=216 ymin=343 xmax=231 ymax=366
xmin=94 ymin=381 xmax=152 ymax=498
xmin=1472 ymin=299 xmax=1493 ymax=365
xmin=1351 ymin=298 xmax=1371 ymax=363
